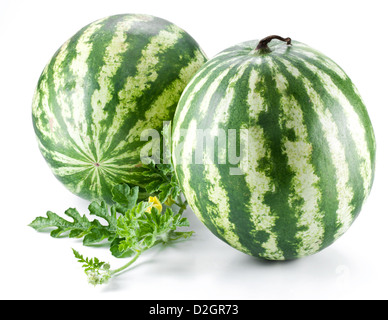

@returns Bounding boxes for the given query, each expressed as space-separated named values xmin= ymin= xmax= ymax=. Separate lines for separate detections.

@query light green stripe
xmin=92 ymin=166 xmax=102 ymax=196
xmin=37 ymin=139 xmax=91 ymax=167
xmin=124 ymin=49 xmax=207 ymax=145
xmin=292 ymin=42 xmax=348 ymax=80
xmin=58 ymin=19 xmax=106 ymax=163
xmin=33 ymin=64 xmax=53 ymax=140
xmin=243 ymin=66 xmax=284 ymax=260
xmin=207 ymin=62 xmax=249 ymax=129
xmin=247 ymin=61 xmax=267 ymax=119
xmin=299 ymin=67 xmax=354 ymax=240
xmin=200 ymin=63 xmax=251 ymax=253
xmin=90 ymin=15 xmax=141 ymax=162
xmin=172 ymin=58 xmax=225 ymax=140
xmin=108 ymin=49 xmax=207 ymax=166
xmin=197 ymin=67 xmax=233 ymax=117
xmin=172 ymin=56 xmax=246 ymax=145
xmin=102 ymin=22 xmax=183 ymax=152
xmin=203 ymin=152 xmax=248 ymax=253
xmin=274 ymin=62 xmax=324 ymax=257
xmin=303 ymin=60 xmax=373 ymax=199
xmin=179 ymin=119 xmax=204 ymax=223
xmin=74 ymin=167 xmax=96 ymax=195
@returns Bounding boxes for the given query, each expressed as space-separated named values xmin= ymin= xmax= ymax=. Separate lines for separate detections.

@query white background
xmin=0 ymin=0 xmax=387 ymax=300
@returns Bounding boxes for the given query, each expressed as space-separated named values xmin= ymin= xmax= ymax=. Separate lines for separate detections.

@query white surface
xmin=0 ymin=0 xmax=387 ymax=300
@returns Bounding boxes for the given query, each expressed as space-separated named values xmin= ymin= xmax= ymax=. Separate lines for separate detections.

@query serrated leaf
xmin=109 ymin=238 xmax=135 ymax=258
xmin=29 ymin=209 xmax=98 ymax=239
xmin=83 ymin=228 xmax=112 ymax=246
xmin=158 ymin=183 xmax=173 ymax=203
xmin=145 ymin=180 xmax=164 ymax=194
xmin=111 ymin=184 xmax=139 ymax=214
xmin=30 ymin=161 xmax=192 ymax=283
xmin=29 ymin=205 xmax=116 ymax=246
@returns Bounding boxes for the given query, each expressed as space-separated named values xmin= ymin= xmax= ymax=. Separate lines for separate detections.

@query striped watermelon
xmin=32 ymin=14 xmax=207 ymax=203
xmin=172 ymin=36 xmax=376 ymax=260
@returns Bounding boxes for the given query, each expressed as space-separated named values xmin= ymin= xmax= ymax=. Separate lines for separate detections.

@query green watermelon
xmin=172 ymin=36 xmax=376 ymax=260
xmin=32 ymin=14 xmax=207 ymax=203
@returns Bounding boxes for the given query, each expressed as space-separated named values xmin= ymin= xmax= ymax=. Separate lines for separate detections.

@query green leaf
xmin=158 ymin=183 xmax=174 ymax=203
xmin=29 ymin=184 xmax=144 ymax=247
xmin=30 ymin=167 xmax=192 ymax=285
xmin=115 ymin=204 xmax=193 ymax=254
xmin=29 ymin=205 xmax=116 ymax=246
xmin=111 ymin=184 xmax=139 ymax=214
xmin=29 ymin=208 xmax=101 ymax=239
xmin=72 ymin=249 xmax=111 ymax=286
xmin=109 ymin=238 xmax=135 ymax=258
xmin=141 ymin=159 xmax=182 ymax=205
xmin=84 ymin=201 xmax=118 ymax=245
xmin=145 ymin=180 xmax=163 ymax=195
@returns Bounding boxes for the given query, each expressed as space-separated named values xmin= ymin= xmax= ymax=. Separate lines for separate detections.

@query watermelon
xmin=172 ymin=36 xmax=376 ymax=260
xmin=32 ymin=14 xmax=207 ymax=203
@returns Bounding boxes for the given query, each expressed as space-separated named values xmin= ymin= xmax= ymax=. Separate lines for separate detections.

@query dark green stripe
xmin=288 ymin=51 xmax=366 ymax=222
xmin=251 ymin=58 xmax=299 ymax=259
xmin=293 ymin=50 xmax=375 ymax=196
xmin=173 ymin=51 xmax=251 ymax=122
xmin=45 ymin=22 xmax=97 ymax=163
xmin=97 ymin=17 xmax=173 ymax=156
xmin=177 ymin=63 xmax=247 ymax=241
xmin=214 ymin=62 xmax=275 ymax=258
xmin=82 ymin=14 xmax=125 ymax=161
xmin=277 ymin=53 xmax=343 ymax=249
xmin=198 ymin=62 xmax=256 ymax=253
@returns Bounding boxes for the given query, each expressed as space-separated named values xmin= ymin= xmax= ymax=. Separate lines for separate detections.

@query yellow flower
xmin=146 ymin=196 xmax=163 ymax=213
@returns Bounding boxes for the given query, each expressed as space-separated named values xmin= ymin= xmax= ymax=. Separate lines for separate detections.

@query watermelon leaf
xmin=111 ymin=184 xmax=139 ymax=214
xmin=29 ymin=208 xmax=109 ymax=244
xmin=142 ymin=160 xmax=182 ymax=205
xmin=30 ymin=166 xmax=191 ymax=285
xmin=72 ymin=200 xmax=193 ymax=286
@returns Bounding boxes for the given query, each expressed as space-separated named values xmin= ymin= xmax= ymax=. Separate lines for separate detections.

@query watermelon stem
xmin=110 ymin=250 xmax=142 ymax=277
xmin=255 ymin=35 xmax=292 ymax=52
